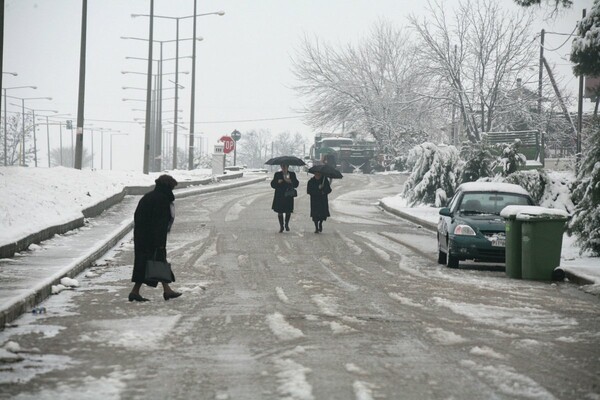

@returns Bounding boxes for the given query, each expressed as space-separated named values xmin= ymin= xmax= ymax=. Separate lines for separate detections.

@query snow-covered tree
xmin=0 ymin=112 xmax=35 ymax=166
xmin=402 ymin=142 xmax=461 ymax=206
xmin=514 ymin=0 xmax=572 ymax=8
xmin=49 ymin=147 xmax=92 ymax=168
xmin=494 ymin=140 xmax=527 ymax=177
xmin=409 ymin=0 xmax=537 ymax=141
xmin=272 ymin=131 xmax=307 ymax=159
xmin=569 ymin=117 xmax=600 ymax=255
xmin=571 ymin=0 xmax=600 ymax=114
xmin=237 ymin=129 xmax=272 ymax=168
xmin=292 ymin=20 xmax=441 ymax=156
xmin=458 ymin=141 xmax=495 ymax=183
xmin=570 ymin=0 xmax=600 ymax=77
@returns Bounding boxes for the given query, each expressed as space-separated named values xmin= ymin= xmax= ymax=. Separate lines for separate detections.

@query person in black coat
xmin=307 ymin=172 xmax=332 ymax=233
xmin=129 ymin=174 xmax=182 ymax=302
xmin=270 ymin=164 xmax=300 ymax=232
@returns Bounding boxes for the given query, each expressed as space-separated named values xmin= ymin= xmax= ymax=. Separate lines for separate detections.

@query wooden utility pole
xmin=576 ymin=8 xmax=587 ymax=172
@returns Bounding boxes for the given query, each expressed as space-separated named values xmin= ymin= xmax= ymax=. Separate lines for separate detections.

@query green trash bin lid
xmin=500 ymin=205 xmax=541 ymax=220
xmin=515 ymin=206 xmax=569 ymax=221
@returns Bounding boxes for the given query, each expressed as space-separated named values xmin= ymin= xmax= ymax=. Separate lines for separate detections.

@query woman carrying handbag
xmin=270 ymin=164 xmax=299 ymax=232
xmin=129 ymin=174 xmax=182 ymax=302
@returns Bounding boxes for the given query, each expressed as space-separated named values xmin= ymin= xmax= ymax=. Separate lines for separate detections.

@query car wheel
xmin=437 ymin=235 xmax=447 ymax=264
xmin=446 ymin=239 xmax=459 ymax=269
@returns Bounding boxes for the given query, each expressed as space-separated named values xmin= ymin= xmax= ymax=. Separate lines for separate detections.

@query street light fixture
xmin=128 ymin=10 xmax=223 ymax=170
xmin=2 ymin=85 xmax=37 ymax=166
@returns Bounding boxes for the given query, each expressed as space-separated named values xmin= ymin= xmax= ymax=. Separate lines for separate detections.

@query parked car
xmin=437 ymin=182 xmax=535 ymax=268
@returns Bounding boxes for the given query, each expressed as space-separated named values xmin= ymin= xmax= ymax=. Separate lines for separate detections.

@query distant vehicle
xmin=437 ymin=182 xmax=535 ymax=268
xmin=308 ymin=133 xmax=378 ymax=173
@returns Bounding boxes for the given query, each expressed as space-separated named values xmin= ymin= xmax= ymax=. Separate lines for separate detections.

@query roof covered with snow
xmin=457 ymin=181 xmax=530 ymax=196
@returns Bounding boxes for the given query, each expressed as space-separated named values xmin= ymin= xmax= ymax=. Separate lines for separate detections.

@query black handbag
xmin=284 ymin=188 xmax=298 ymax=198
xmin=145 ymin=250 xmax=174 ymax=283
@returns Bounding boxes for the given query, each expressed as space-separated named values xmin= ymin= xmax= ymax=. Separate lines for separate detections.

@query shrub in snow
xmin=494 ymin=140 xmax=527 ymax=177
xmin=402 ymin=142 xmax=461 ymax=206
xmin=569 ymin=117 xmax=600 ymax=255
xmin=458 ymin=141 xmax=495 ymax=184
xmin=503 ymin=170 xmax=546 ymax=204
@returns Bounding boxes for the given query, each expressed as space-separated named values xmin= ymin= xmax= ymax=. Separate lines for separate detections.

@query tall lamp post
xmin=131 ymin=8 xmax=224 ymax=170
xmin=122 ymin=35 xmax=202 ymax=170
xmin=2 ymin=85 xmax=36 ymax=165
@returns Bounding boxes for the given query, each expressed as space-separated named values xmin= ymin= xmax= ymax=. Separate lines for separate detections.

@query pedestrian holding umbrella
xmin=307 ymin=171 xmax=332 ymax=233
xmin=265 ymin=155 xmax=306 ymax=166
xmin=267 ymin=157 xmax=302 ymax=232
xmin=307 ymin=164 xmax=343 ymax=179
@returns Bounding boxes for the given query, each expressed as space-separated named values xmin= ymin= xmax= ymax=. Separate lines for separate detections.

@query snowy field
xmin=0 ymin=167 xmax=212 ymax=247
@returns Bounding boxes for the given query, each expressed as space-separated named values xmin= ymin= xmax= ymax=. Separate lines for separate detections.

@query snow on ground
xmin=1 ymin=166 xmax=598 ymax=287
xmin=0 ymin=166 xmax=211 ymax=247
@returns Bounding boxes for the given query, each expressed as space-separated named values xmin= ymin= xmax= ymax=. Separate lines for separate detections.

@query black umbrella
xmin=308 ymin=164 xmax=343 ymax=179
xmin=265 ymin=155 xmax=306 ymax=166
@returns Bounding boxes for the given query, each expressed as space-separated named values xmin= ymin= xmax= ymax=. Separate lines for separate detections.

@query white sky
xmin=2 ymin=0 xmax=594 ymax=171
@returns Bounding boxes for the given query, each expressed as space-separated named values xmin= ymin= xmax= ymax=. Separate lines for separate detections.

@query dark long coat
xmin=270 ymin=171 xmax=299 ymax=213
xmin=307 ymin=176 xmax=332 ymax=221
xmin=132 ymin=183 xmax=175 ymax=286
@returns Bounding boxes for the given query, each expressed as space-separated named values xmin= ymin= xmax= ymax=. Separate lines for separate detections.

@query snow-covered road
xmin=1 ymin=174 xmax=599 ymax=399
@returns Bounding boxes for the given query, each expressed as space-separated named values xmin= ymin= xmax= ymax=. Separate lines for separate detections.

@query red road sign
xmin=220 ymin=136 xmax=235 ymax=154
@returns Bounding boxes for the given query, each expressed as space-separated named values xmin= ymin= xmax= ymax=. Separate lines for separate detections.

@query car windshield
xmin=458 ymin=192 xmax=531 ymax=215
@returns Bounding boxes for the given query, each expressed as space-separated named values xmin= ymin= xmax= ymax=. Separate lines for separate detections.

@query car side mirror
xmin=439 ymin=207 xmax=452 ymax=217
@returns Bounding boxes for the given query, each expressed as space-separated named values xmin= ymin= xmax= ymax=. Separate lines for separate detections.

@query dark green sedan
xmin=437 ymin=182 xmax=535 ymax=268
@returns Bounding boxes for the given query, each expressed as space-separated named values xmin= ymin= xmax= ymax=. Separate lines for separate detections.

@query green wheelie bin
xmin=500 ymin=206 xmax=536 ymax=279
xmin=517 ymin=207 xmax=569 ymax=281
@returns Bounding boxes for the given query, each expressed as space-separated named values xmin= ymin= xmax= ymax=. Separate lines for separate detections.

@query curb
xmin=0 ymin=174 xmax=266 ymax=329
xmin=378 ymin=201 xmax=437 ymax=231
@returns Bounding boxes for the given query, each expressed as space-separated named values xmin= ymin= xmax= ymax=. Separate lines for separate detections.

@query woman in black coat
xmin=307 ymin=171 xmax=332 ymax=233
xmin=270 ymin=164 xmax=300 ymax=232
xmin=129 ymin=174 xmax=182 ymax=302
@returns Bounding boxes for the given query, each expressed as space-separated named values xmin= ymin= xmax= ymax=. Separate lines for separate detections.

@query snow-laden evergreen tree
xmin=458 ymin=141 xmax=495 ymax=184
xmin=402 ymin=142 xmax=461 ymax=206
xmin=494 ymin=140 xmax=527 ymax=177
xmin=569 ymin=117 xmax=600 ymax=255
xmin=570 ymin=0 xmax=600 ymax=77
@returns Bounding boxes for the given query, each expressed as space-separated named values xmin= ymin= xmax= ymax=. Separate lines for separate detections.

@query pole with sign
xmin=231 ymin=129 xmax=241 ymax=166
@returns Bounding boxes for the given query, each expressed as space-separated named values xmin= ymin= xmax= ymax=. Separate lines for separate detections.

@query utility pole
xmin=576 ymin=8 xmax=586 ymax=173
xmin=74 ymin=0 xmax=87 ymax=169
xmin=143 ymin=0 xmax=154 ymax=174
xmin=538 ymin=29 xmax=545 ymax=167
xmin=188 ymin=0 xmax=198 ymax=170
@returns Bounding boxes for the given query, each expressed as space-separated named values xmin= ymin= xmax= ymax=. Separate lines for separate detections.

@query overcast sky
xmin=3 ymin=0 xmax=594 ymax=171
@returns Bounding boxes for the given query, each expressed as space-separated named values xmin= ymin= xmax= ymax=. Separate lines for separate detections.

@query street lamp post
xmin=123 ymin=35 xmax=202 ymax=171
xmin=131 ymin=8 xmax=224 ymax=170
xmin=3 ymin=86 xmax=36 ymax=165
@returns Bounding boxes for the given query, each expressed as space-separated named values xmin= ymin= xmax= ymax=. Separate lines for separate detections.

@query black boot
xmin=278 ymin=214 xmax=284 ymax=233
xmin=285 ymin=213 xmax=291 ymax=231
xmin=318 ymin=220 xmax=323 ymax=232
xmin=314 ymin=221 xmax=320 ymax=233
